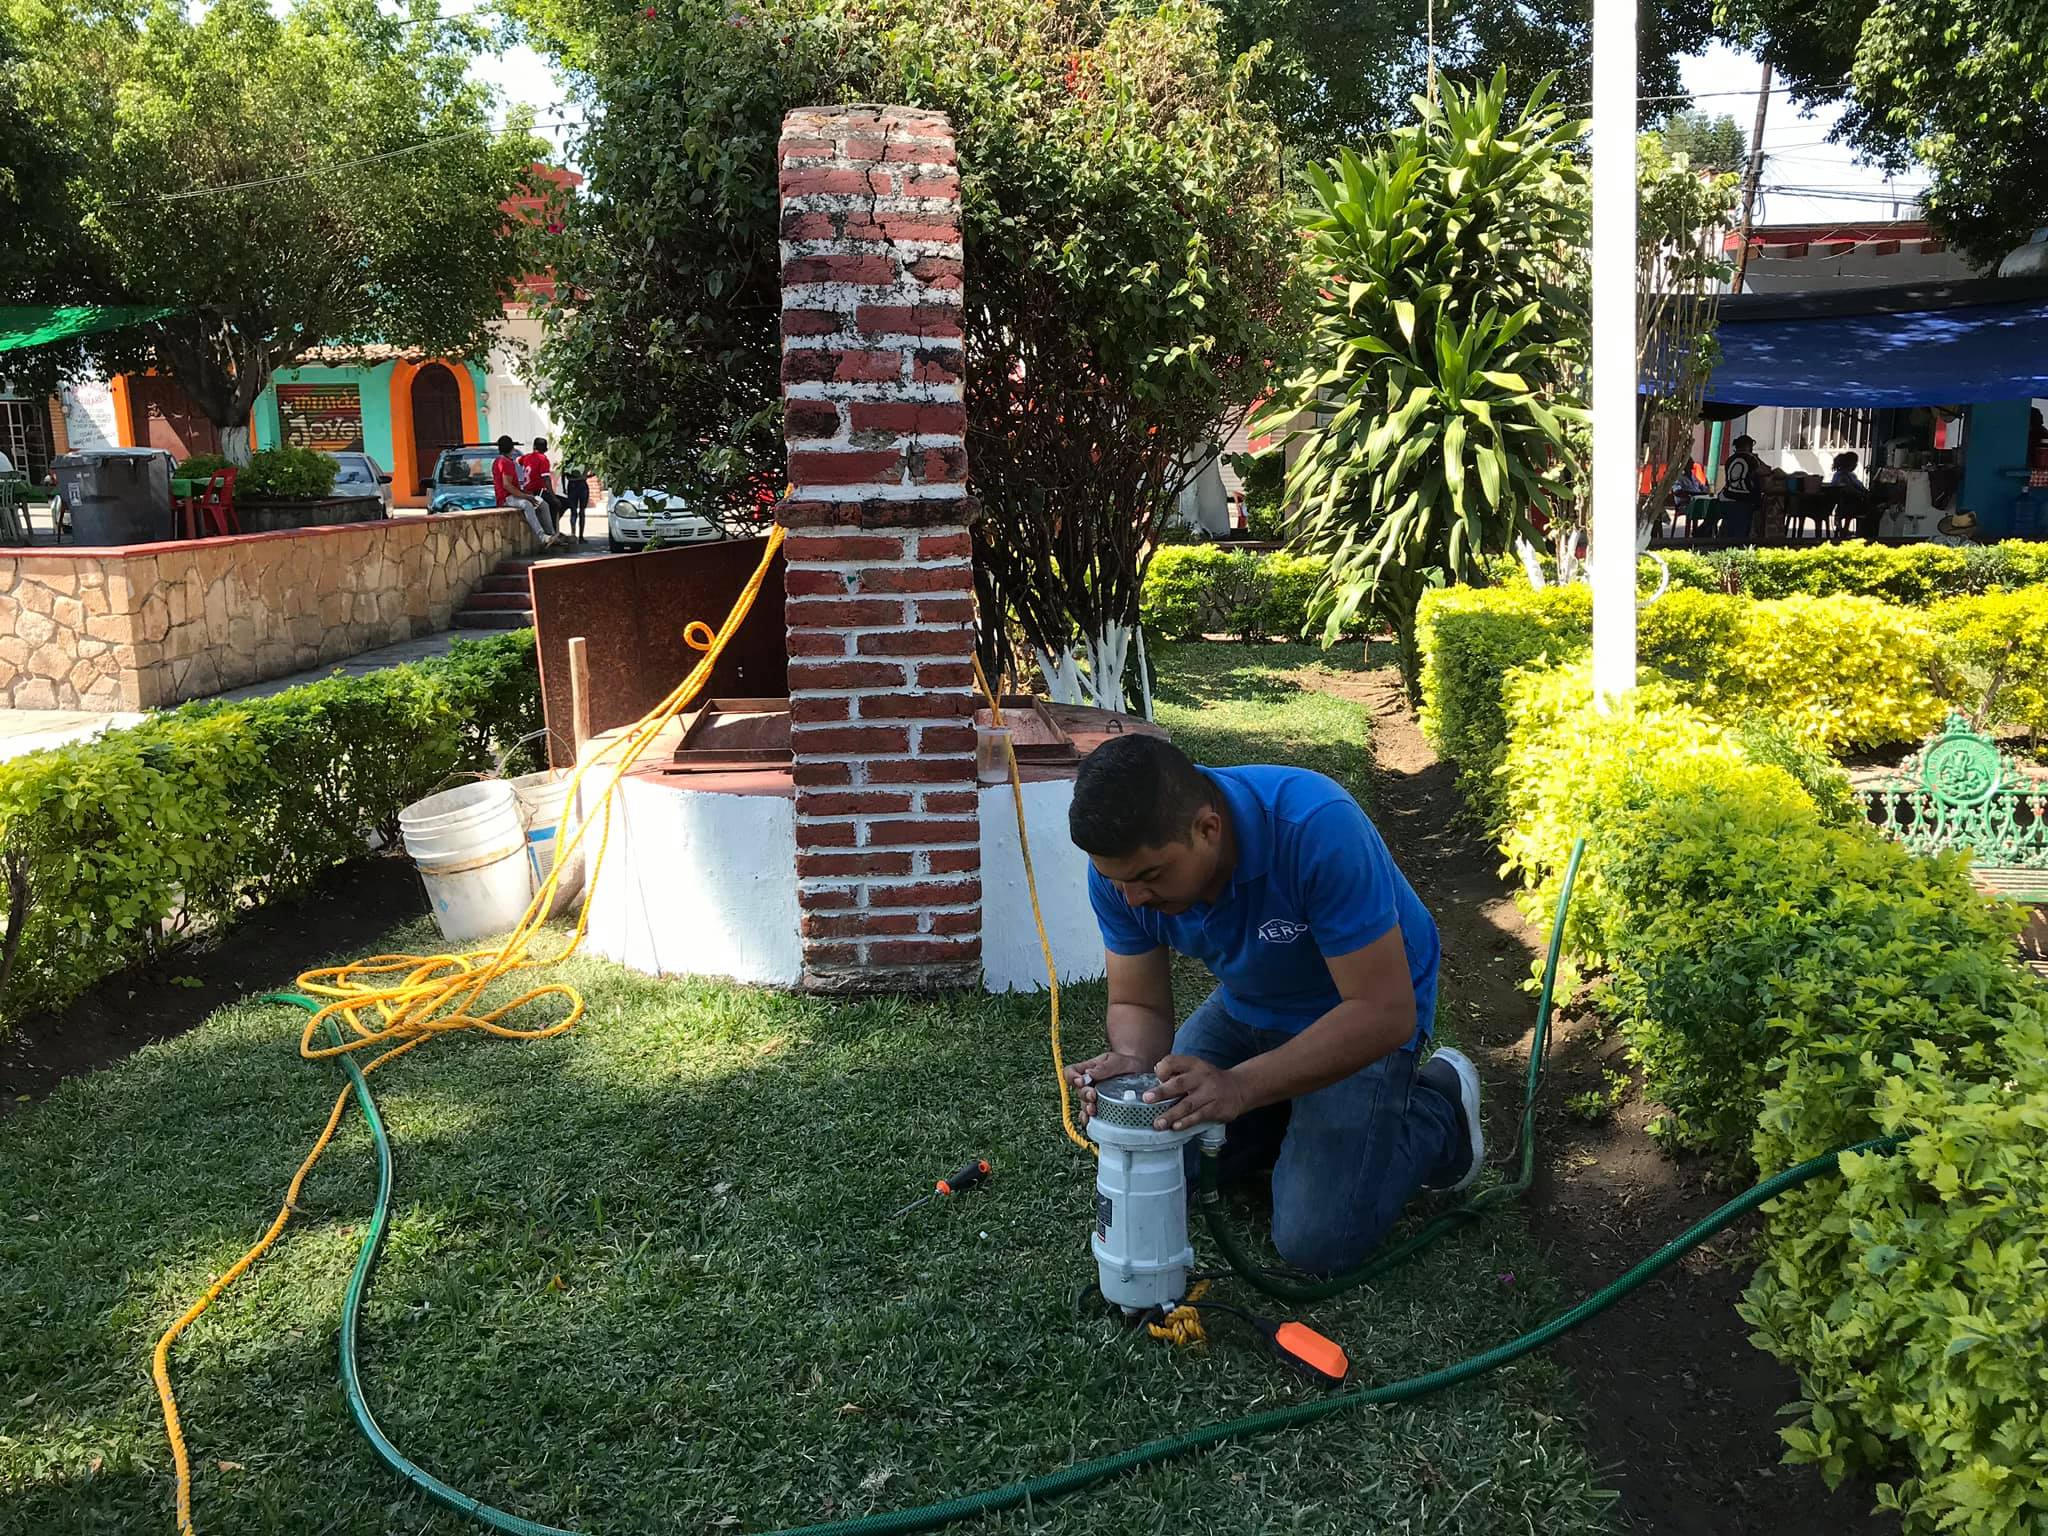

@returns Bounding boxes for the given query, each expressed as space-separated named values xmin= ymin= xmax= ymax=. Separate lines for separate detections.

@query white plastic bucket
xmin=399 ymin=781 xmax=533 ymax=943
xmin=510 ymin=769 xmax=585 ymax=917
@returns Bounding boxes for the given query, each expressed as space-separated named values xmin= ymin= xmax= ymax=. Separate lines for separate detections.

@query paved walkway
xmin=0 ymin=708 xmax=150 ymax=762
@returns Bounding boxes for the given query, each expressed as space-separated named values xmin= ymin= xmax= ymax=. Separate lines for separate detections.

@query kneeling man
xmin=1065 ymin=735 xmax=1482 ymax=1274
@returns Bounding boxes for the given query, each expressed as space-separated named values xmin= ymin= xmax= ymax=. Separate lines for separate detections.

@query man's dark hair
xmin=533 ymin=437 xmax=548 ymax=452
xmin=495 ymin=435 xmax=516 ymax=455
xmin=1069 ymin=734 xmax=1219 ymax=857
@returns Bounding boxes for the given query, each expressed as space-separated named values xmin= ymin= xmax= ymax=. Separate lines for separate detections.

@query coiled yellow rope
xmin=1146 ymin=1280 xmax=1211 ymax=1347
xmin=150 ymin=525 xmax=787 ymax=1535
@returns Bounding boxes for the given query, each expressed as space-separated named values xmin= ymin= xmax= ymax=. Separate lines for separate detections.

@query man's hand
xmin=1147 ymin=1054 xmax=1250 ymax=1131
xmin=1065 ymin=1050 xmax=1151 ymax=1122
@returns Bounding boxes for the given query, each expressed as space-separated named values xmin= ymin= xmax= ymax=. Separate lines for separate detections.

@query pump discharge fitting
xmin=1086 ymin=1072 xmax=1215 ymax=1314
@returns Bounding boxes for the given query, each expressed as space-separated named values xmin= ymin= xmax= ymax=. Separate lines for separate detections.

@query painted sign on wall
xmin=277 ymin=383 xmax=364 ymax=452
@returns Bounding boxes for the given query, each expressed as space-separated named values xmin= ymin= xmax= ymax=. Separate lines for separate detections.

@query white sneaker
xmin=1419 ymin=1046 xmax=1485 ymax=1193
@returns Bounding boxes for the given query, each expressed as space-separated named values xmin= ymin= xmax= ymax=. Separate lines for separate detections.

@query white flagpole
xmin=1589 ymin=0 xmax=1639 ymax=702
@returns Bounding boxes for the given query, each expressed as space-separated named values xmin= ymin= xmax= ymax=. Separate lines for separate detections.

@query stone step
xmin=463 ymin=591 xmax=533 ymax=612
xmin=481 ymin=573 xmax=530 ymax=595
xmin=453 ymin=610 xmax=534 ymax=631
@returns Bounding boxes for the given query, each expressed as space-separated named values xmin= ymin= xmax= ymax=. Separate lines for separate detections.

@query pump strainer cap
xmin=1089 ymin=1071 xmax=1181 ymax=1130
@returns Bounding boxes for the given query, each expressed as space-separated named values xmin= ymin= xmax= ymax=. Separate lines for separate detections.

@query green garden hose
xmin=266 ymin=842 xmax=1905 ymax=1534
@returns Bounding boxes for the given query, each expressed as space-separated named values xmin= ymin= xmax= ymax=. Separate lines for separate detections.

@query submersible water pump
xmin=1085 ymin=1072 xmax=1222 ymax=1313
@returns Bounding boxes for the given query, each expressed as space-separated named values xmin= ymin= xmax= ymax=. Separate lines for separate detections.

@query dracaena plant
xmin=1257 ymin=71 xmax=1590 ymax=696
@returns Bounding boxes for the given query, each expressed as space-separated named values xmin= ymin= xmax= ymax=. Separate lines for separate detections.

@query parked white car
xmin=606 ymin=489 xmax=725 ymax=553
xmin=322 ymin=450 xmax=394 ymax=512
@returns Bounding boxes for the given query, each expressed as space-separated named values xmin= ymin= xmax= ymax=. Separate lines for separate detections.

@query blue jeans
xmin=1176 ymin=989 xmax=1463 ymax=1275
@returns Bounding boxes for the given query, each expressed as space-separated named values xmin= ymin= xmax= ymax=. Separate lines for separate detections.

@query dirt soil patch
xmin=1303 ymin=666 xmax=1897 ymax=1536
xmin=0 ymin=857 xmax=427 ymax=1110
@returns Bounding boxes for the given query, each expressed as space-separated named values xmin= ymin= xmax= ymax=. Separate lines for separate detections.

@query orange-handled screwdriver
xmin=888 ymin=1158 xmax=992 ymax=1219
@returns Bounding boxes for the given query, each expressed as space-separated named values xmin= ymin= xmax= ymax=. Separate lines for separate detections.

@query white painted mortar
xmin=979 ymin=776 xmax=1105 ymax=993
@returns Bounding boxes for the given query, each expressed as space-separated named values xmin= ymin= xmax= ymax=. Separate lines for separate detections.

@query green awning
xmin=0 ymin=305 xmax=179 ymax=354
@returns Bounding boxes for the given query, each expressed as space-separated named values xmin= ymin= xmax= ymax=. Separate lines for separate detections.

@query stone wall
xmin=776 ymin=104 xmax=982 ymax=993
xmin=0 ymin=509 xmax=533 ymax=710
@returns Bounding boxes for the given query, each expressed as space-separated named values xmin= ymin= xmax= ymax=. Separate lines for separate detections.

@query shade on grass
xmin=0 ymin=645 xmax=1612 ymax=1535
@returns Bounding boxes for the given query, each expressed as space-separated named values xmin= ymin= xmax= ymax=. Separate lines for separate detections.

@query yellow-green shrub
xmin=1141 ymin=546 xmax=1332 ymax=642
xmin=1932 ymin=586 xmax=2048 ymax=738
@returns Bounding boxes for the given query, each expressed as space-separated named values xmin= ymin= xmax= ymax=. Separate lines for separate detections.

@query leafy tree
xmin=1257 ymin=73 xmax=1590 ymax=695
xmin=1727 ymin=0 xmax=2047 ymax=261
xmin=0 ymin=17 xmax=103 ymax=390
xmin=3 ymin=0 xmax=547 ymax=460
xmin=1214 ymin=0 xmax=1715 ymax=160
xmin=534 ymin=0 xmax=1306 ymax=709
xmin=1653 ymin=109 xmax=1748 ymax=174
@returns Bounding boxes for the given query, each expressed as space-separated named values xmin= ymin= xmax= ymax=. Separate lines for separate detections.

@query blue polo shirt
xmin=1086 ymin=766 xmax=1439 ymax=1042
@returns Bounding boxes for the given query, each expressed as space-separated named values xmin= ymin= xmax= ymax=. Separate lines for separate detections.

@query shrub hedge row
xmin=1419 ymin=601 xmax=2048 ymax=1533
xmin=0 ymin=631 xmax=542 ymax=1027
xmin=1141 ymin=545 xmax=1330 ymax=642
xmin=1490 ymin=539 xmax=2048 ymax=605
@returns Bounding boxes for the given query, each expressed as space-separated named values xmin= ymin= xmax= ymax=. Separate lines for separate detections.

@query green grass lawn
xmin=0 ymin=644 xmax=1612 ymax=1536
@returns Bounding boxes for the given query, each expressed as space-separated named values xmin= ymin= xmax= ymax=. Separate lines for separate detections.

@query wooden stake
xmin=567 ymin=636 xmax=591 ymax=759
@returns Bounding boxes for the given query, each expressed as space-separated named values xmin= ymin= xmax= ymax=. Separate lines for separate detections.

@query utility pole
xmin=1588 ymin=0 xmax=1639 ymax=702
xmin=1731 ymin=60 xmax=1772 ymax=293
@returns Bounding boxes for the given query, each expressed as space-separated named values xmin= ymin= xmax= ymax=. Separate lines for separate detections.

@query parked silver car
xmin=322 ymin=450 xmax=394 ymax=512
xmin=605 ymin=489 xmax=725 ymax=553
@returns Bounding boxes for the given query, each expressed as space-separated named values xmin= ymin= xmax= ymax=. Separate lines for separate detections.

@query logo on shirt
xmin=1258 ymin=918 xmax=1309 ymax=944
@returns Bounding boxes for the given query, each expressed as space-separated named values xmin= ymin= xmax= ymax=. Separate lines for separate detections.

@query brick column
xmin=777 ymin=105 xmax=980 ymax=993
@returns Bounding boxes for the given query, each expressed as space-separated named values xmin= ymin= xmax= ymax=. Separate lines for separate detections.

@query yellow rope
xmin=150 ymin=526 xmax=787 ymax=1535
xmin=972 ymin=654 xmax=1095 ymax=1161
xmin=1145 ymin=1280 xmax=1211 ymax=1347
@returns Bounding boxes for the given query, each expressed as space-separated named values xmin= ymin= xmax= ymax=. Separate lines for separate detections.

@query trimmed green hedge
xmin=1489 ymin=540 xmax=2048 ymax=604
xmin=1141 ymin=545 xmax=1330 ymax=642
xmin=1419 ymin=580 xmax=2048 ymax=819
xmin=0 ymin=631 xmax=542 ymax=1027
xmin=1492 ymin=665 xmax=2047 ymax=1533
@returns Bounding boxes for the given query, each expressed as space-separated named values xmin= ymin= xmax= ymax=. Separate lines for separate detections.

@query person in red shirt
xmin=492 ymin=436 xmax=555 ymax=547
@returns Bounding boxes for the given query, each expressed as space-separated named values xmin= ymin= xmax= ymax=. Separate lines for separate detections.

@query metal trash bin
xmin=50 ymin=448 xmax=173 ymax=545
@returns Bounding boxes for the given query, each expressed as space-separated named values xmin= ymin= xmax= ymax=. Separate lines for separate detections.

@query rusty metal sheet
xmin=530 ymin=538 xmax=789 ymax=769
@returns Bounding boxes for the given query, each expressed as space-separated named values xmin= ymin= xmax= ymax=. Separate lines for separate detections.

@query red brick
xmin=788 ymin=630 xmax=850 ymax=657
xmin=802 ymin=942 xmax=860 ymax=968
xmin=779 ymin=169 xmax=873 ymax=198
xmin=856 ymin=692 xmax=969 ymax=721
xmin=801 ymin=886 xmax=858 ymax=911
xmin=867 ymin=938 xmax=977 ymax=967
xmin=920 ymin=791 xmax=978 ymax=815
xmin=797 ymin=790 xmax=914 ymax=817
xmin=789 ymin=695 xmax=852 ymax=724
xmin=791 ymin=724 xmax=913 ymax=754
xmin=916 ymin=446 xmax=968 ymax=483
xmin=855 ymin=565 xmax=972 ymax=594
xmin=841 ymin=217 xmax=961 ymax=244
xmin=883 ymin=138 xmax=958 ymax=165
xmin=915 ymin=596 xmax=977 ymax=624
xmin=798 ymin=851 xmax=915 ymax=878
xmin=789 ymin=450 xmax=906 ymax=488
xmin=838 ymin=135 xmax=887 ymax=161
xmin=864 ymin=756 xmax=976 ymax=786
xmin=913 ymin=661 xmax=974 ymax=688
xmin=913 ymin=353 xmax=963 ymax=386
xmin=803 ymin=911 xmax=921 ymax=939
xmin=858 ymin=629 xmax=974 ymax=657
xmin=783 ymin=310 xmax=845 ymax=341
xmin=783 ymin=567 xmax=852 ymax=597
xmin=795 ymin=820 xmax=859 ymax=847
xmin=778 ymin=136 xmax=840 ymax=157
xmin=793 ymin=760 xmax=853 ymax=788
xmin=869 ymin=879 xmax=982 ymax=908
xmin=788 ymin=659 xmax=909 ymax=690
xmin=786 ymin=533 xmax=905 ymax=563
xmin=928 ymin=909 xmax=980 ymax=936
xmin=783 ymin=400 xmax=841 ymax=439
xmin=908 ymin=256 xmax=964 ymax=285
xmin=849 ymin=401 xmax=966 ymax=439
xmin=786 ymin=596 xmax=909 ymax=627
xmin=782 ymin=252 xmax=897 ymax=286
xmin=925 ymin=847 xmax=981 ymax=874
xmin=918 ymin=724 xmax=977 ymax=756
xmin=782 ymin=350 xmax=907 ymax=387
xmin=916 ymin=531 xmax=973 ymax=560
xmin=865 ymin=817 xmax=978 ymax=847
xmin=904 ymin=173 xmax=960 ymax=198
xmin=857 ymin=305 xmax=964 ymax=340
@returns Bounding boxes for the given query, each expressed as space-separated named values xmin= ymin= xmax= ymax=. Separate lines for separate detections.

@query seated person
xmin=1063 ymin=735 xmax=1483 ymax=1276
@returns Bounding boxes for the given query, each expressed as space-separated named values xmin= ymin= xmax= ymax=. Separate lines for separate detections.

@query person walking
xmin=562 ymin=460 xmax=591 ymax=544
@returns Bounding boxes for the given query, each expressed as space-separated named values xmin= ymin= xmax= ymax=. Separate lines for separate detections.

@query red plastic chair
xmin=178 ymin=466 xmax=241 ymax=539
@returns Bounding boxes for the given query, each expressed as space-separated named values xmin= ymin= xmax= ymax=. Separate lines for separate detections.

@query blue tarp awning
xmin=1696 ymin=277 xmax=2048 ymax=407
